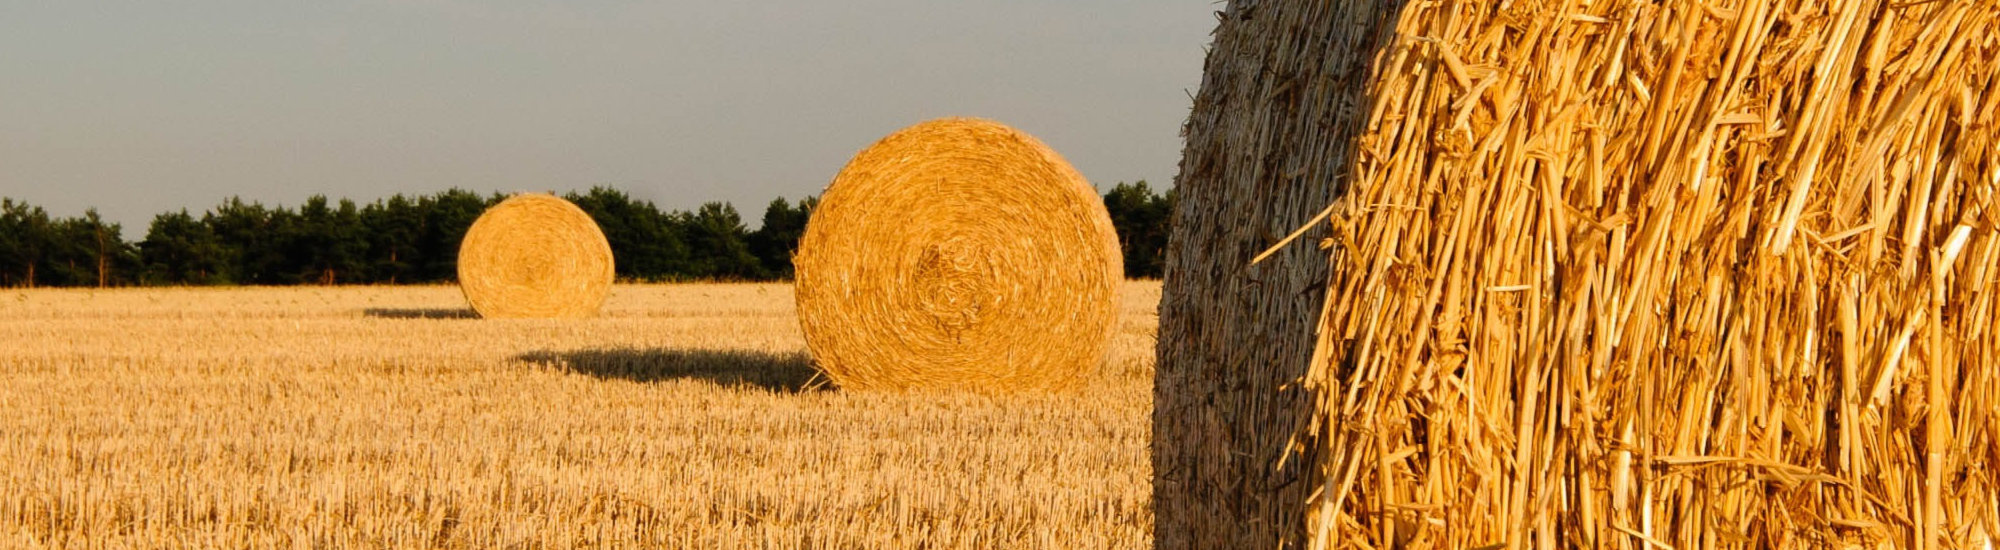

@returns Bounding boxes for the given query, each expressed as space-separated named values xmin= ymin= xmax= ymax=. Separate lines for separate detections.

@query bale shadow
xmin=515 ymin=348 xmax=825 ymax=393
xmin=363 ymin=308 xmax=480 ymax=320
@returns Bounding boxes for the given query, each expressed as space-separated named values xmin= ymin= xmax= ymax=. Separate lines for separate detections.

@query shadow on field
xmin=515 ymin=348 xmax=826 ymax=392
xmin=363 ymin=308 xmax=480 ymax=320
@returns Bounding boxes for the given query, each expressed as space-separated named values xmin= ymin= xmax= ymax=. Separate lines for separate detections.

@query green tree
xmin=1102 ymin=181 xmax=1175 ymax=278
xmin=685 ymin=202 xmax=764 ymax=280
xmin=75 ymin=210 xmax=136 ymax=287
xmin=40 ymin=216 xmax=89 ymax=286
xmin=0 ymin=199 xmax=52 ymax=287
xmin=567 ymin=186 xmax=690 ymax=281
xmin=749 ymin=197 xmax=815 ymax=279
xmin=361 ymin=194 xmax=424 ymax=284
xmin=140 ymin=210 xmax=233 ymax=285
xmin=414 ymin=189 xmax=496 ymax=282
xmin=204 ymin=198 xmax=300 ymax=285
xmin=291 ymin=196 xmax=366 ymax=284
xmin=41 ymin=210 xmax=130 ymax=287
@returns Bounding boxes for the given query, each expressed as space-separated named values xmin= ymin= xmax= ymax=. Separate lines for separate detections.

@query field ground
xmin=0 ymin=281 xmax=1159 ymax=548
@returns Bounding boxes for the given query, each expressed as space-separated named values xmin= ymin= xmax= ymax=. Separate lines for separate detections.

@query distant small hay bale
xmin=457 ymin=193 xmax=614 ymax=319
xmin=794 ymin=117 xmax=1123 ymax=392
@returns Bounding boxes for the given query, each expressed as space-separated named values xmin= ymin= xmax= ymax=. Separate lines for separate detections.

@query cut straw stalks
xmin=1292 ymin=0 xmax=1999 ymax=548
xmin=794 ymin=118 xmax=1124 ymax=392
xmin=1158 ymin=0 xmax=1997 ymax=548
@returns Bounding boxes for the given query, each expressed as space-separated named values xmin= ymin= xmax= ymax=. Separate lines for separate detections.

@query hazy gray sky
xmin=0 ymin=1 xmax=1214 ymax=232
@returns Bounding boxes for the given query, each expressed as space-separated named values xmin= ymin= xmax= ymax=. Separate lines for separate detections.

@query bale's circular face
xmin=457 ymin=193 xmax=615 ymax=319
xmin=794 ymin=118 xmax=1124 ymax=392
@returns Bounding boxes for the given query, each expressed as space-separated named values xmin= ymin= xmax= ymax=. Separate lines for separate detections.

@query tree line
xmin=0 ymin=181 xmax=1173 ymax=287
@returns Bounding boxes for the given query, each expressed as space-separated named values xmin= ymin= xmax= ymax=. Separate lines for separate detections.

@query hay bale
xmin=456 ymin=193 xmax=614 ymax=319
xmin=794 ymin=117 xmax=1123 ymax=392
xmin=1162 ymin=1 xmax=1999 ymax=548
xmin=1153 ymin=2 xmax=1404 ymax=547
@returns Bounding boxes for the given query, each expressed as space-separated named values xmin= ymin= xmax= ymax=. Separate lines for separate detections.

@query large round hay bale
xmin=456 ymin=193 xmax=614 ymax=319
xmin=1161 ymin=1 xmax=2000 ymax=548
xmin=794 ymin=118 xmax=1123 ymax=392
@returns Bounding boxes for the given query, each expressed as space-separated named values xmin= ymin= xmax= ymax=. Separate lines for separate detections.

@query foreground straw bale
xmin=795 ymin=118 xmax=1124 ymax=392
xmin=1162 ymin=1 xmax=1998 ymax=548
xmin=1152 ymin=2 xmax=1396 ymax=547
xmin=457 ymin=193 xmax=614 ymax=319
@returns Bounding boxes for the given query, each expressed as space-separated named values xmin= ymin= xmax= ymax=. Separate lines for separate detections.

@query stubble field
xmin=0 ymin=281 xmax=1159 ymax=548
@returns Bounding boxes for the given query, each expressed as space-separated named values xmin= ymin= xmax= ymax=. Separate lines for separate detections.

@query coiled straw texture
xmin=457 ymin=193 xmax=615 ymax=319
xmin=795 ymin=118 xmax=1123 ymax=392
xmin=1161 ymin=2 xmax=1999 ymax=547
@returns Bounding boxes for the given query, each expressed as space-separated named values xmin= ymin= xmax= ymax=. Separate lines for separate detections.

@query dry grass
xmin=0 ymin=281 xmax=1159 ymax=548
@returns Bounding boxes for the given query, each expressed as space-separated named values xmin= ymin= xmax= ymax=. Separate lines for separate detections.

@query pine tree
xmin=686 ymin=202 xmax=764 ymax=280
xmin=750 ymin=197 xmax=815 ymax=279
xmin=140 ymin=210 xmax=233 ymax=285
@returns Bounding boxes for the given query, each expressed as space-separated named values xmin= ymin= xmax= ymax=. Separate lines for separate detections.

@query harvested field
xmin=0 ymin=282 xmax=1159 ymax=548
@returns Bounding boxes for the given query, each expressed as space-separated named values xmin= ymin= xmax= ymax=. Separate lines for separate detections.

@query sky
xmin=0 ymin=1 xmax=1216 ymax=232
